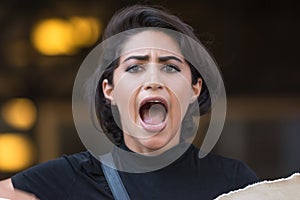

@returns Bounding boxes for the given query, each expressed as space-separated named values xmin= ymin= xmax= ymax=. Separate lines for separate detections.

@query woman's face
xmin=103 ymin=30 xmax=202 ymax=155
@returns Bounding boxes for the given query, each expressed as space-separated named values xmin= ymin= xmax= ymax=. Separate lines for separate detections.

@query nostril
xmin=144 ymin=82 xmax=164 ymax=90
xmin=157 ymin=84 xmax=163 ymax=89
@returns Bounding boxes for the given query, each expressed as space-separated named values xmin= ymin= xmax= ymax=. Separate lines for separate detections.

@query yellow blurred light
xmin=70 ymin=16 xmax=101 ymax=47
xmin=1 ymin=98 xmax=37 ymax=130
xmin=31 ymin=17 xmax=101 ymax=56
xmin=0 ymin=133 xmax=34 ymax=172
xmin=31 ymin=18 xmax=75 ymax=55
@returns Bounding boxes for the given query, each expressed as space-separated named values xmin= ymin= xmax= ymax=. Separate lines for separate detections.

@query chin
xmin=139 ymin=137 xmax=168 ymax=151
xmin=138 ymin=131 xmax=178 ymax=153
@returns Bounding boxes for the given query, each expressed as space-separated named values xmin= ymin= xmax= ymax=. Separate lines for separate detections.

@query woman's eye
xmin=162 ymin=64 xmax=181 ymax=73
xmin=125 ymin=64 xmax=144 ymax=73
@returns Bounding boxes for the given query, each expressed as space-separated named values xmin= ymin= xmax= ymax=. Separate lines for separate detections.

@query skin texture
xmin=103 ymin=31 xmax=202 ymax=155
xmin=0 ymin=178 xmax=39 ymax=200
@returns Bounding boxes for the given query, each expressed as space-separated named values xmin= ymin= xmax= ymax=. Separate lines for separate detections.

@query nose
xmin=143 ymin=64 xmax=164 ymax=90
xmin=143 ymin=81 xmax=164 ymax=90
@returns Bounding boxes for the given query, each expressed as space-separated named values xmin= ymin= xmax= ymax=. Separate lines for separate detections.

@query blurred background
xmin=0 ymin=0 xmax=299 ymax=181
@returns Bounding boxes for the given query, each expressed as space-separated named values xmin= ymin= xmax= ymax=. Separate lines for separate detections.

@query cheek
xmin=169 ymin=86 xmax=192 ymax=117
xmin=113 ymin=75 xmax=142 ymax=116
xmin=165 ymin=73 xmax=192 ymax=102
xmin=165 ymin=74 xmax=193 ymax=118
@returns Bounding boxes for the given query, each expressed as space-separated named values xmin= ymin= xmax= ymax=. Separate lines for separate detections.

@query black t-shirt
xmin=12 ymin=145 xmax=258 ymax=200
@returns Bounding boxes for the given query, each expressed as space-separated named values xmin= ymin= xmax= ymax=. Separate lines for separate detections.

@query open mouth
xmin=139 ymin=98 xmax=168 ymax=132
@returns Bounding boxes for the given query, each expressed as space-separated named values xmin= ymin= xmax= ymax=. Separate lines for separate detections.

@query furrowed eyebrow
xmin=158 ymin=56 xmax=183 ymax=63
xmin=123 ymin=55 xmax=149 ymax=63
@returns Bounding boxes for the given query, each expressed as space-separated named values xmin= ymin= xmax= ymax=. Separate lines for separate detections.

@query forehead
xmin=121 ymin=30 xmax=182 ymax=56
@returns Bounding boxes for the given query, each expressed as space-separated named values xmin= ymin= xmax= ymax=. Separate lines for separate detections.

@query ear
xmin=189 ymin=78 xmax=202 ymax=104
xmin=102 ymin=79 xmax=115 ymax=105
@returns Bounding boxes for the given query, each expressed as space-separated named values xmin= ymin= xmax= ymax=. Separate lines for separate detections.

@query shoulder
xmin=13 ymin=151 xmax=94 ymax=179
xmin=11 ymin=151 xmax=101 ymax=198
xmin=205 ymin=153 xmax=257 ymax=177
xmin=190 ymin=145 xmax=259 ymax=188
xmin=63 ymin=151 xmax=99 ymax=171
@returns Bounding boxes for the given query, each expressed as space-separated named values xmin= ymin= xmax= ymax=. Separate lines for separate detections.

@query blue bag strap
xmin=100 ymin=153 xmax=131 ymax=200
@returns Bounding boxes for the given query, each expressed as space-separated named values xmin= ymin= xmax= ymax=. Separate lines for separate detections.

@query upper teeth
xmin=150 ymin=100 xmax=161 ymax=103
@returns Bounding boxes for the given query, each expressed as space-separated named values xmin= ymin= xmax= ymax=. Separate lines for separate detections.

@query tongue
xmin=142 ymin=103 xmax=166 ymax=125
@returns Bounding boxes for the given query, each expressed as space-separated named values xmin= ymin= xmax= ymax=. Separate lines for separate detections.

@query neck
xmin=123 ymin=131 xmax=181 ymax=156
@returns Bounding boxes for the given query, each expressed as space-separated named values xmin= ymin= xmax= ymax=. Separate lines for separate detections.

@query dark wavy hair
xmin=94 ymin=5 xmax=212 ymax=145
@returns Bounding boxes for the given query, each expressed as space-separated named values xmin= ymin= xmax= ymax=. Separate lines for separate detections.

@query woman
xmin=0 ymin=5 xmax=258 ymax=200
